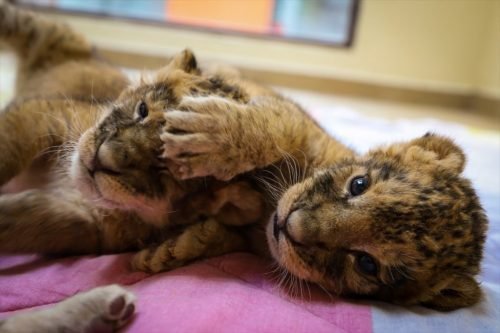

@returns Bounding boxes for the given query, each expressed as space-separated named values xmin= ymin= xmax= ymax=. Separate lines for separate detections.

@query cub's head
xmin=71 ymin=50 xmax=202 ymax=224
xmin=267 ymin=133 xmax=487 ymax=311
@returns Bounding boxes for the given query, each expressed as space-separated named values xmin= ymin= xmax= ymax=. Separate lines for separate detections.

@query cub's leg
xmin=131 ymin=218 xmax=247 ymax=273
xmin=0 ymin=285 xmax=135 ymax=333
xmin=161 ymin=95 xmax=354 ymax=181
xmin=0 ymin=189 xmax=155 ymax=255
xmin=0 ymin=0 xmax=92 ymax=82
xmin=131 ymin=182 xmax=264 ymax=273
xmin=0 ymin=189 xmax=100 ymax=254
xmin=172 ymin=181 xmax=264 ymax=226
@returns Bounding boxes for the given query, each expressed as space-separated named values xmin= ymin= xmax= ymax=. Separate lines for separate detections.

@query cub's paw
xmin=131 ymin=246 xmax=182 ymax=274
xmin=161 ymin=96 xmax=252 ymax=181
xmin=86 ymin=285 xmax=136 ymax=331
xmin=62 ymin=285 xmax=136 ymax=332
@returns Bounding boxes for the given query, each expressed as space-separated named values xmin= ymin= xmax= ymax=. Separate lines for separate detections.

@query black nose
xmin=273 ymin=213 xmax=280 ymax=241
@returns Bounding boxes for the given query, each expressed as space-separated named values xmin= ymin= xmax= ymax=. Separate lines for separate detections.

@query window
xmin=17 ymin=0 xmax=359 ymax=47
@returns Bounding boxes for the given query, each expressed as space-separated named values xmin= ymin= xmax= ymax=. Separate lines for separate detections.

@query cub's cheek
xmin=77 ymin=129 xmax=97 ymax=169
xmin=69 ymin=152 xmax=100 ymax=200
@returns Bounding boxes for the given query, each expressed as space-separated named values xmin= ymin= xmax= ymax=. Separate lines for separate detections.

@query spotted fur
xmin=263 ymin=135 xmax=487 ymax=310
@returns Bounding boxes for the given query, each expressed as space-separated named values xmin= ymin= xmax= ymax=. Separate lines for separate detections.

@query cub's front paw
xmin=161 ymin=96 xmax=252 ymax=181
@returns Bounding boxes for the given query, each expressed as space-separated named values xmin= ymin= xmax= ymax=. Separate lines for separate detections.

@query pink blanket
xmin=0 ymin=253 xmax=371 ymax=332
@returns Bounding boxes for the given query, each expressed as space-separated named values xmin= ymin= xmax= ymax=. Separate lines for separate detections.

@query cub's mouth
xmin=70 ymin=151 xmax=122 ymax=209
xmin=70 ymin=127 xmax=142 ymax=211
xmin=266 ymin=210 xmax=315 ymax=282
xmin=70 ymin=128 xmax=172 ymax=226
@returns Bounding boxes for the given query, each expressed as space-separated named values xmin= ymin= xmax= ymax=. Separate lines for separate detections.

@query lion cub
xmin=160 ymin=93 xmax=488 ymax=311
xmin=0 ymin=2 xmax=263 ymax=331
xmin=0 ymin=1 xmax=261 ymax=264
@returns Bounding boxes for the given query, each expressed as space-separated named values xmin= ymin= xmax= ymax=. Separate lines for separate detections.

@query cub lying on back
xmin=0 ymin=2 xmax=264 ymax=265
xmin=0 ymin=3 xmax=266 ymax=331
xmin=0 ymin=2 xmax=488 ymax=332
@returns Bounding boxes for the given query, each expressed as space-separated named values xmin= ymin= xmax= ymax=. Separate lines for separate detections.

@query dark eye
xmin=349 ymin=176 xmax=370 ymax=196
xmin=356 ymin=253 xmax=378 ymax=276
xmin=138 ymin=101 xmax=148 ymax=119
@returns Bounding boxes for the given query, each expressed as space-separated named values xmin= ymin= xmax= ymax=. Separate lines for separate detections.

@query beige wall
xmin=46 ymin=0 xmax=500 ymax=97
xmin=475 ymin=0 xmax=500 ymax=97
xmin=351 ymin=0 xmax=499 ymax=96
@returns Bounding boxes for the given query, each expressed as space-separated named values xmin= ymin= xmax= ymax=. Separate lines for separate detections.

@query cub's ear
xmin=422 ymin=275 xmax=481 ymax=311
xmin=164 ymin=48 xmax=200 ymax=74
xmin=405 ymin=133 xmax=466 ymax=174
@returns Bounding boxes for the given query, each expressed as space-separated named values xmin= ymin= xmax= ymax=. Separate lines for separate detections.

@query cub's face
xmin=267 ymin=134 xmax=487 ymax=311
xmin=72 ymin=83 xmax=170 ymax=218
xmin=70 ymin=50 xmax=201 ymax=224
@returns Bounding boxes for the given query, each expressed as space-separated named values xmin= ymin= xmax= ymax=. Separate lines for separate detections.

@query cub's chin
xmin=69 ymin=150 xmax=171 ymax=226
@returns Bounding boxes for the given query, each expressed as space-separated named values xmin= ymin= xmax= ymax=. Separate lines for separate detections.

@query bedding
xmin=0 ymin=57 xmax=499 ymax=332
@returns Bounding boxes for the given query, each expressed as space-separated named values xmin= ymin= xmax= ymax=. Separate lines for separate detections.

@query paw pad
xmin=109 ymin=296 xmax=126 ymax=316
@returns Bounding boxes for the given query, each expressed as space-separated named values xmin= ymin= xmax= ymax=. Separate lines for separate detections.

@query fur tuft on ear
xmin=405 ymin=133 xmax=466 ymax=174
xmin=422 ymin=275 xmax=481 ymax=311
xmin=164 ymin=48 xmax=200 ymax=74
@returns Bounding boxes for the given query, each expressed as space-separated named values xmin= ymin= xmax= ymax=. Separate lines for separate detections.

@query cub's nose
xmin=283 ymin=209 xmax=307 ymax=245
xmin=90 ymin=141 xmax=121 ymax=174
xmin=273 ymin=209 xmax=304 ymax=244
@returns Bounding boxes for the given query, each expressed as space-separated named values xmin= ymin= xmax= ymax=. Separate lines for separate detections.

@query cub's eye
xmin=356 ymin=253 xmax=378 ymax=276
xmin=137 ymin=101 xmax=148 ymax=119
xmin=349 ymin=176 xmax=370 ymax=196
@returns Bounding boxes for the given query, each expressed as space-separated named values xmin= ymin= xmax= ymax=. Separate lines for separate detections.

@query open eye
xmin=356 ymin=253 xmax=378 ymax=276
xmin=349 ymin=175 xmax=370 ymax=196
xmin=137 ymin=101 xmax=149 ymax=119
